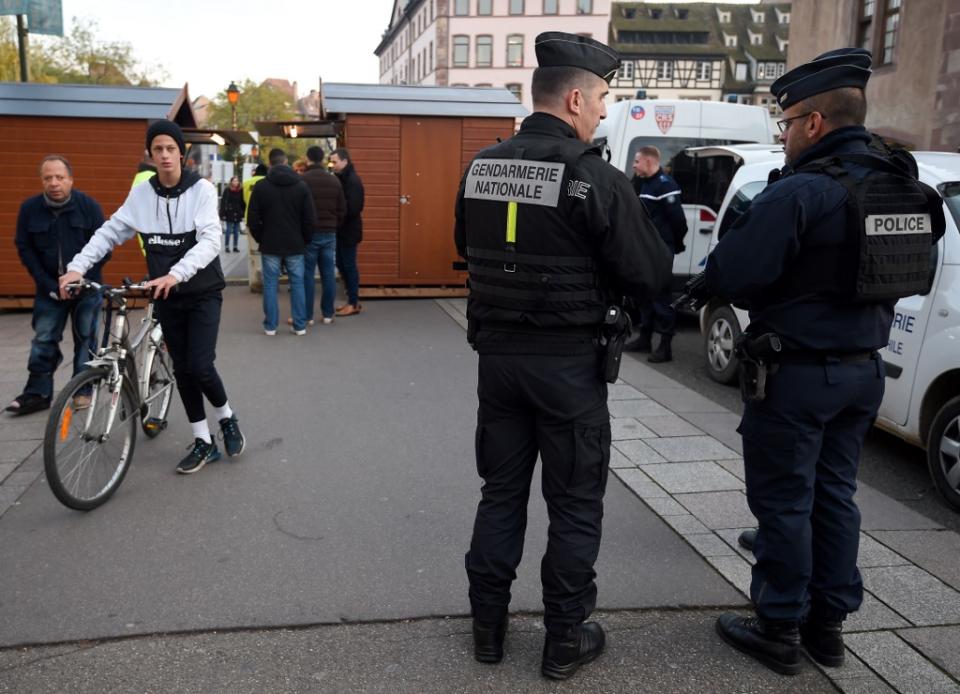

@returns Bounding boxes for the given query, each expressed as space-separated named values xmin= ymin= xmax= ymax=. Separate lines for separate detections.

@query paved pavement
xmin=0 ymin=286 xmax=956 ymax=692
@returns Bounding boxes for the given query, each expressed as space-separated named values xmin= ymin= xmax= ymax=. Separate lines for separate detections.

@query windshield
xmin=940 ymin=182 xmax=960 ymax=229
xmin=717 ymin=180 xmax=767 ymax=240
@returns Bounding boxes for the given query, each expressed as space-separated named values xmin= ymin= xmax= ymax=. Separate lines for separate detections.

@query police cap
xmin=534 ymin=32 xmax=620 ymax=83
xmin=771 ymin=48 xmax=872 ymax=110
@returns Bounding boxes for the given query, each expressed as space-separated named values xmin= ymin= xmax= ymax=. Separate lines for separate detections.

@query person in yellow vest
xmin=242 ymin=163 xmax=267 ymax=223
xmin=133 ymin=161 xmax=157 ymax=256
xmin=243 ymin=163 xmax=268 ymax=291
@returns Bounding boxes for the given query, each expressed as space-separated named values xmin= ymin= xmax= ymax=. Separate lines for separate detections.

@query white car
xmin=697 ymin=146 xmax=960 ymax=511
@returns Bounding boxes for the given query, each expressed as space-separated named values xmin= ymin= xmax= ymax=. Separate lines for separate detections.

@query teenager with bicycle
xmin=59 ymin=121 xmax=246 ymax=475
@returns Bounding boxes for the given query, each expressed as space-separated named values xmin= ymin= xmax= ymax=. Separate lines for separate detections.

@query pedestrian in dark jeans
xmin=247 ymin=148 xmax=316 ymax=335
xmin=7 ymin=155 xmax=108 ymax=416
xmin=300 ymin=146 xmax=345 ymax=325
xmin=330 ymin=148 xmax=365 ymax=316
xmin=219 ymin=176 xmax=245 ymax=252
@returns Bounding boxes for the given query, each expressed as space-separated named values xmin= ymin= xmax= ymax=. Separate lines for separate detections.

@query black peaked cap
xmin=535 ymin=31 xmax=620 ymax=83
xmin=771 ymin=47 xmax=872 ymax=110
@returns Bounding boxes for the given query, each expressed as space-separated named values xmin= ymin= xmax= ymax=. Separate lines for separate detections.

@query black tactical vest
xmin=462 ymin=138 xmax=607 ymax=329
xmin=138 ymin=230 xmax=226 ymax=295
xmin=776 ymin=152 xmax=945 ymax=303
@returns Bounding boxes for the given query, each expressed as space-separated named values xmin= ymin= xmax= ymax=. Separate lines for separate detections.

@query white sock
xmin=212 ymin=402 xmax=234 ymax=421
xmin=190 ymin=420 xmax=212 ymax=444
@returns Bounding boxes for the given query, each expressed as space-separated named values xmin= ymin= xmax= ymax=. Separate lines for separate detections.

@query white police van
xmin=697 ymin=146 xmax=960 ymax=510
xmin=595 ymin=100 xmax=775 ymax=290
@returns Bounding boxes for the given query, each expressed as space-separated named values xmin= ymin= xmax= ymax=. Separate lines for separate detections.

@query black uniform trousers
xmin=739 ymin=354 xmax=884 ymax=622
xmin=465 ymin=349 xmax=611 ymax=637
xmin=153 ymin=290 xmax=228 ymax=423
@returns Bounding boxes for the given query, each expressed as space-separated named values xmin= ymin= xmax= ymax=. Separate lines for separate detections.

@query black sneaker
xmin=219 ymin=415 xmax=246 ymax=457
xmin=177 ymin=438 xmax=221 ymax=474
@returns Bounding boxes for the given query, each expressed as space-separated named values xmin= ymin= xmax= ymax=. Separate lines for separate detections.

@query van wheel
xmin=927 ymin=396 xmax=960 ymax=512
xmin=704 ymin=305 xmax=741 ymax=385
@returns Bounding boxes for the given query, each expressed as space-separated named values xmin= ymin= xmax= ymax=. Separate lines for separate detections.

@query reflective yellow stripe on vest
xmin=506 ymin=201 xmax=518 ymax=244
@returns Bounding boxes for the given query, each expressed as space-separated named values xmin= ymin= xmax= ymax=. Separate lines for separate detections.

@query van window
xmin=671 ymin=152 xmax=738 ymax=212
xmin=717 ymin=181 xmax=767 ymax=239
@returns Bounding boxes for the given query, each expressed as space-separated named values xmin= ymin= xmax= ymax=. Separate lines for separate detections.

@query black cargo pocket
xmin=474 ymin=414 xmax=487 ymax=478
xmin=568 ymin=423 xmax=611 ymax=496
xmin=736 ymin=412 xmax=799 ymax=471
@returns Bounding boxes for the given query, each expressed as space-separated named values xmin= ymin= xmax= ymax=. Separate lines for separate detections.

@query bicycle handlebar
xmin=65 ymin=279 xmax=153 ymax=295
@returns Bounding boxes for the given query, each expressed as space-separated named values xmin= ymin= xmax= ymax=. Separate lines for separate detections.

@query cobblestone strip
xmin=608 ymin=380 xmax=960 ymax=694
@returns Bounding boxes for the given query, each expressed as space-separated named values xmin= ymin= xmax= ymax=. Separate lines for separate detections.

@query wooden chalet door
xmin=399 ymin=117 xmax=463 ymax=283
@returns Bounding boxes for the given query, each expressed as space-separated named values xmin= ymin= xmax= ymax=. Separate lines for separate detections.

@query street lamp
xmin=226 ymin=81 xmax=240 ymax=130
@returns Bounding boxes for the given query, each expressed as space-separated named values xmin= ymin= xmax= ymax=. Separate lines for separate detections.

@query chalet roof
xmin=0 ymin=82 xmax=197 ymax=126
xmin=322 ymin=83 xmax=527 ymax=119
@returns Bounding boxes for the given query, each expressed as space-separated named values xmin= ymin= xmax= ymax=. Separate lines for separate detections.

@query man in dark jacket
xmin=7 ymin=155 xmax=106 ymax=415
xmin=330 ymin=148 xmax=365 ymax=316
xmin=301 ymin=146 xmax=345 ymax=325
xmin=247 ymin=148 xmax=316 ymax=335
xmin=626 ymin=145 xmax=688 ymax=362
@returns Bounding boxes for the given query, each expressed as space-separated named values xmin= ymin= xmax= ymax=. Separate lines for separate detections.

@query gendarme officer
xmin=455 ymin=32 xmax=670 ymax=680
xmin=707 ymin=49 xmax=945 ymax=675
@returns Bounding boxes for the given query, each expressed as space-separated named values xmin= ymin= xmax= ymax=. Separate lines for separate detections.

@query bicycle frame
xmin=70 ymin=281 xmax=169 ymax=439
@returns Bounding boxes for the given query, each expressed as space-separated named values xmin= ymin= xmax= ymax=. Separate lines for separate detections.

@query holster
xmin=734 ymin=332 xmax=782 ymax=402
xmin=601 ymin=305 xmax=631 ymax=384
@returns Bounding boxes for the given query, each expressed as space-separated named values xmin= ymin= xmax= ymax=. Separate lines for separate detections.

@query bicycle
xmin=43 ymin=279 xmax=175 ymax=510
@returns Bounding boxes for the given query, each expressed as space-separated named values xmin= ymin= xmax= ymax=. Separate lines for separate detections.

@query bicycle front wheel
xmin=44 ymin=367 xmax=138 ymax=511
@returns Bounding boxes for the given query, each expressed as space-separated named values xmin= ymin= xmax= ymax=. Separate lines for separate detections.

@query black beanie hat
xmin=146 ymin=120 xmax=186 ymax=155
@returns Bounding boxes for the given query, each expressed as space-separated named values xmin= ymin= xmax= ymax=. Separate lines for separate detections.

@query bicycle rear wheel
xmin=44 ymin=367 xmax=138 ymax=511
xmin=141 ymin=339 xmax=173 ymax=438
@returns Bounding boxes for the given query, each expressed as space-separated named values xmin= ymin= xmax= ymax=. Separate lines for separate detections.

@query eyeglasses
xmin=776 ymin=111 xmax=826 ymax=134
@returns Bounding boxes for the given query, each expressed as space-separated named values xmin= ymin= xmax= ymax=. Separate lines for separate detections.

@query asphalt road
xmin=634 ymin=312 xmax=960 ymax=533
xmin=0 ymin=291 xmax=741 ymax=648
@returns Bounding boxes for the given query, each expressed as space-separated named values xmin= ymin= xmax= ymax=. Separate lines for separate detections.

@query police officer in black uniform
xmin=706 ymin=49 xmax=945 ymax=675
xmin=454 ymin=32 xmax=671 ymax=680
xmin=627 ymin=145 xmax=688 ymax=362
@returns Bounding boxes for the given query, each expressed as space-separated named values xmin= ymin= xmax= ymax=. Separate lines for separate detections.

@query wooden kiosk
xmin=0 ymin=82 xmax=248 ymax=306
xmin=261 ymin=84 xmax=526 ymax=298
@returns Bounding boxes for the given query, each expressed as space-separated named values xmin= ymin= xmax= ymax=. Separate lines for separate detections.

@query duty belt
xmin=776 ymin=350 xmax=876 ymax=365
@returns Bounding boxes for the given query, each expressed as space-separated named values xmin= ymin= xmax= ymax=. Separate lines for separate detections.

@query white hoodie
xmin=67 ymin=173 xmax=221 ymax=285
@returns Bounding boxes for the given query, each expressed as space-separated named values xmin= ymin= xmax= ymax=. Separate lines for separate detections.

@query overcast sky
xmin=55 ymin=0 xmax=762 ymax=100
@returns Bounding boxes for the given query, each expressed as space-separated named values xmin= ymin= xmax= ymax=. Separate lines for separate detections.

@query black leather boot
xmin=624 ymin=330 xmax=653 ymax=353
xmin=541 ymin=621 xmax=605 ymax=680
xmin=647 ymin=335 xmax=673 ymax=363
xmin=472 ymin=615 xmax=508 ymax=663
xmin=738 ymin=528 xmax=757 ymax=552
xmin=801 ymin=607 xmax=845 ymax=667
xmin=716 ymin=613 xmax=802 ymax=676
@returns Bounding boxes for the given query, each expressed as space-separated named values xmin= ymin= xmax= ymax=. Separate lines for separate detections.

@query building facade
xmin=608 ymin=3 xmax=791 ymax=114
xmin=788 ymin=0 xmax=959 ymax=151
xmin=375 ymin=0 xmax=611 ymax=113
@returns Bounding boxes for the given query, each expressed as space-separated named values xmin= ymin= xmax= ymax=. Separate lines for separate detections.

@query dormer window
xmin=676 ymin=8 xmax=689 ymax=19
xmin=622 ymin=7 xmax=635 ymax=19
xmin=751 ymin=9 xmax=765 ymax=24
xmin=650 ymin=8 xmax=662 ymax=19
xmin=717 ymin=8 xmax=731 ymax=23
xmin=749 ymin=30 xmax=763 ymax=46
xmin=724 ymin=32 xmax=737 ymax=48
xmin=777 ymin=36 xmax=789 ymax=52
xmin=776 ymin=8 xmax=791 ymax=24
